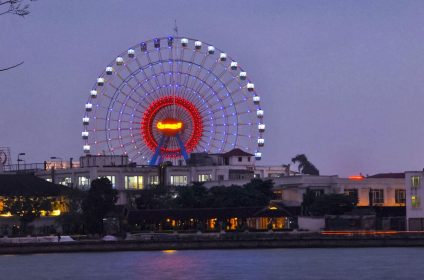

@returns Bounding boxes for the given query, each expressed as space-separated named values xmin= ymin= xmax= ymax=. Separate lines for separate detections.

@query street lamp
xmin=17 ymin=153 xmax=25 ymax=172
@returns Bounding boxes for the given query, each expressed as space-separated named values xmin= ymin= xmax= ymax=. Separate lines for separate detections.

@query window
xmin=254 ymin=173 xmax=261 ymax=178
xmin=238 ymin=157 xmax=242 ymax=162
xmin=99 ymin=176 xmax=115 ymax=188
xmin=395 ymin=189 xmax=405 ymax=204
xmin=59 ymin=177 xmax=72 ymax=187
xmin=344 ymin=189 xmax=358 ymax=203
xmin=170 ymin=175 xmax=187 ymax=186
xmin=412 ymin=176 xmax=421 ymax=187
xmin=125 ymin=176 xmax=143 ymax=189
xmin=78 ymin=177 xmax=90 ymax=189
xmin=218 ymin=175 xmax=224 ymax=181
xmin=370 ymin=189 xmax=384 ymax=205
xmin=198 ymin=174 xmax=212 ymax=182
xmin=248 ymin=157 xmax=251 ymax=162
xmin=412 ymin=195 xmax=420 ymax=208
xmin=310 ymin=189 xmax=324 ymax=197
xmin=149 ymin=175 xmax=159 ymax=185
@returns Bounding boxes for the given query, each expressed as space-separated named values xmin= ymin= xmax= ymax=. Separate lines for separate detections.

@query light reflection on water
xmin=0 ymin=248 xmax=423 ymax=280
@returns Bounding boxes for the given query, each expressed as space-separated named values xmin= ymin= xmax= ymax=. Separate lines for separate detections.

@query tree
xmin=57 ymin=189 xmax=86 ymax=234
xmin=0 ymin=0 xmax=32 ymax=17
xmin=134 ymin=179 xmax=277 ymax=210
xmin=309 ymin=194 xmax=356 ymax=216
xmin=1 ymin=0 xmax=35 ymax=72
xmin=134 ymin=185 xmax=178 ymax=210
xmin=82 ymin=177 xmax=117 ymax=234
xmin=3 ymin=196 xmax=53 ymax=234
xmin=291 ymin=154 xmax=320 ymax=175
xmin=174 ymin=183 xmax=210 ymax=209
xmin=300 ymin=188 xmax=317 ymax=216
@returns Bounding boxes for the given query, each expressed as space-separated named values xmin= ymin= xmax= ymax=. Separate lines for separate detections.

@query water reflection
xmin=0 ymin=248 xmax=424 ymax=280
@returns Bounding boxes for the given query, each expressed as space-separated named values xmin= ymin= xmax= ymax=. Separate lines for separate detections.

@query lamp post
xmin=17 ymin=153 xmax=25 ymax=172
xmin=50 ymin=156 xmax=63 ymax=169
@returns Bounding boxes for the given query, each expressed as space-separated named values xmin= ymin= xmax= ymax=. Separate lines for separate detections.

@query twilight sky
xmin=1 ymin=0 xmax=424 ymax=176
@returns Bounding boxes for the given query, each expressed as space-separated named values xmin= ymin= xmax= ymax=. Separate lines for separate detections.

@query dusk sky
xmin=1 ymin=0 xmax=424 ymax=176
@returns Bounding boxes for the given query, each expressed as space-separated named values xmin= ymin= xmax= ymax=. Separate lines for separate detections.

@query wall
xmin=298 ymin=216 xmax=325 ymax=232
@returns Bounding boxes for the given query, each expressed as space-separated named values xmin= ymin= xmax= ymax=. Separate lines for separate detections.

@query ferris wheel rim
xmin=82 ymin=36 xmax=264 ymax=163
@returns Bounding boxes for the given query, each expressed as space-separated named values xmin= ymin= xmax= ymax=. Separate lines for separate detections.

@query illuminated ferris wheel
xmin=82 ymin=36 xmax=265 ymax=165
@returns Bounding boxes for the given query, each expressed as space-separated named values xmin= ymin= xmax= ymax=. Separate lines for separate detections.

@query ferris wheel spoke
xmin=157 ymin=51 xmax=171 ymax=88
xmin=180 ymin=51 xmax=197 ymax=97
xmin=198 ymin=139 xmax=221 ymax=150
xmin=85 ymin=37 xmax=263 ymax=163
xmin=145 ymin=52 xmax=167 ymax=98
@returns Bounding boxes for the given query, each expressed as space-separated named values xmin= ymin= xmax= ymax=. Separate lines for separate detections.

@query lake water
xmin=0 ymin=248 xmax=422 ymax=280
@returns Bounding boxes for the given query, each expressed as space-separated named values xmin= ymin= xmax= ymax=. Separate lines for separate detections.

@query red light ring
xmin=141 ymin=96 xmax=203 ymax=157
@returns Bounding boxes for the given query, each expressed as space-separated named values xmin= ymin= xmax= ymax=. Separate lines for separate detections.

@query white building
xmin=405 ymin=171 xmax=423 ymax=230
xmin=33 ymin=150 xmax=292 ymax=205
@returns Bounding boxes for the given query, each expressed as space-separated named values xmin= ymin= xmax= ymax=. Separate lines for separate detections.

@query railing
xmin=1 ymin=162 xmax=81 ymax=173
xmin=1 ymin=163 xmax=46 ymax=173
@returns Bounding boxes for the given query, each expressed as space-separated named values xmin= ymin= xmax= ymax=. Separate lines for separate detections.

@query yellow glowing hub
xmin=157 ymin=121 xmax=183 ymax=130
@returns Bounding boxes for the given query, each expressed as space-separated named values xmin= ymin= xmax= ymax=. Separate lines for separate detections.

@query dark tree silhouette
xmin=82 ymin=177 xmax=117 ymax=234
xmin=291 ymin=154 xmax=320 ymax=175
xmin=309 ymin=194 xmax=357 ymax=216
xmin=1 ymin=0 xmax=35 ymax=72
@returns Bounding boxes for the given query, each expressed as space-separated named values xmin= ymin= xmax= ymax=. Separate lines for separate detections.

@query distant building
xmin=30 ymin=149 xmax=292 ymax=205
xmin=405 ymin=171 xmax=424 ymax=230
xmin=3 ymin=151 xmax=406 ymax=231
xmin=271 ymin=173 xmax=405 ymax=208
xmin=0 ymin=174 xmax=70 ymax=235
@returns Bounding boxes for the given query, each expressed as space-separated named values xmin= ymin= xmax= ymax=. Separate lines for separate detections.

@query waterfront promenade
xmin=1 ymin=232 xmax=424 ymax=254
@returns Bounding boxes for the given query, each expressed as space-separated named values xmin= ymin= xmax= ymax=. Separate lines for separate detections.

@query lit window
xmin=198 ymin=174 xmax=212 ymax=182
xmin=99 ymin=176 xmax=116 ymax=188
xmin=412 ymin=176 xmax=421 ymax=187
xmin=395 ymin=189 xmax=406 ymax=204
xmin=125 ymin=176 xmax=143 ymax=189
xmin=370 ymin=189 xmax=384 ymax=205
xmin=149 ymin=175 xmax=159 ymax=185
xmin=59 ymin=177 xmax=72 ymax=186
xmin=78 ymin=177 xmax=90 ymax=190
xmin=170 ymin=175 xmax=187 ymax=186
xmin=412 ymin=195 xmax=420 ymax=208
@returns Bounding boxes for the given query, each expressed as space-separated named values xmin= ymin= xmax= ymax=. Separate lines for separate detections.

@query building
xmin=2 ymin=150 xmax=406 ymax=231
xmin=8 ymin=152 xmax=405 ymax=210
xmin=405 ymin=171 xmax=424 ymax=230
xmin=0 ymin=174 xmax=71 ymax=235
xmin=29 ymin=150 xmax=291 ymax=205
xmin=272 ymin=173 xmax=406 ymax=208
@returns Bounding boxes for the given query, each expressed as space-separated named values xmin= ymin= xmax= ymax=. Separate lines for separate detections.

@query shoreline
xmin=1 ymin=233 xmax=424 ymax=254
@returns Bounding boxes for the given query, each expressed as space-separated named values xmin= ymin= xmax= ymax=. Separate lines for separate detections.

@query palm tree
xmin=291 ymin=154 xmax=320 ymax=175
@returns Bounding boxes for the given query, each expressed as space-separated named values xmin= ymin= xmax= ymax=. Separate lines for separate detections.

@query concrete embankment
xmin=1 ymin=233 xmax=424 ymax=254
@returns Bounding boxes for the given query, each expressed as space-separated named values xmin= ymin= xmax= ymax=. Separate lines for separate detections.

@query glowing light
xmin=348 ymin=175 xmax=364 ymax=181
xmin=157 ymin=121 xmax=183 ymax=130
xmin=162 ymin=250 xmax=177 ymax=254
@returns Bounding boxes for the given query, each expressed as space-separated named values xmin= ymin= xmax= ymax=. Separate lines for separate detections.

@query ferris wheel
xmin=82 ymin=36 xmax=265 ymax=165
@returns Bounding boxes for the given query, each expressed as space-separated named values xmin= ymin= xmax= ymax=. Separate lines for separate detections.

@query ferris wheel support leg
xmin=150 ymin=135 xmax=166 ymax=166
xmin=175 ymin=134 xmax=189 ymax=161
